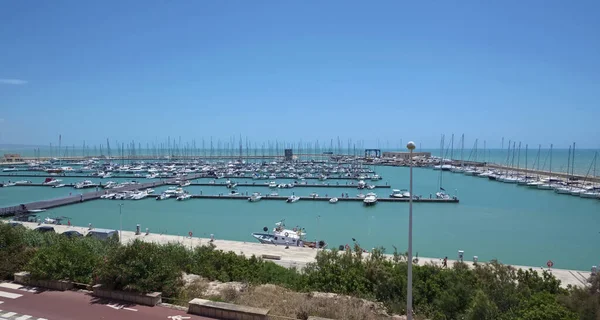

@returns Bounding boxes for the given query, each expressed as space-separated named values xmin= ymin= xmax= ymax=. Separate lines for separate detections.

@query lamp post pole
xmin=407 ymin=141 xmax=416 ymax=320
xmin=119 ymin=203 xmax=124 ymax=245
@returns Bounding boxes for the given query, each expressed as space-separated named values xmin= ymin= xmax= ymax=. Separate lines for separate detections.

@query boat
xmin=268 ymin=181 xmax=277 ymax=188
xmin=156 ymin=193 xmax=172 ymax=200
xmin=145 ymin=188 xmax=155 ymax=194
xmin=100 ymin=193 xmax=116 ymax=199
xmin=436 ymin=191 xmax=450 ymax=200
xmin=329 ymin=197 xmax=338 ymax=203
xmin=15 ymin=180 xmax=31 ymax=185
xmin=269 ymin=192 xmax=279 ymax=196
xmin=131 ymin=191 xmax=148 ymax=200
xmin=52 ymin=184 xmax=66 ymax=188
xmin=248 ymin=192 xmax=262 ymax=202
xmin=286 ymin=195 xmax=300 ymax=203
xmin=179 ymin=180 xmax=191 ymax=187
xmin=28 ymin=209 xmax=46 ymax=213
xmin=42 ymin=178 xmax=62 ymax=186
xmin=363 ymin=195 xmax=377 ymax=206
xmin=2 ymin=167 xmax=18 ymax=172
xmin=370 ymin=174 xmax=382 ymax=181
xmin=74 ymin=180 xmax=97 ymax=189
xmin=390 ymin=189 xmax=404 ymax=198
xmin=3 ymin=182 xmax=16 ymax=187
xmin=309 ymin=192 xmax=319 ymax=198
xmin=356 ymin=193 xmax=366 ymax=198
xmin=230 ymin=190 xmax=240 ymax=196
xmin=177 ymin=193 xmax=192 ymax=201
xmin=251 ymin=220 xmax=326 ymax=248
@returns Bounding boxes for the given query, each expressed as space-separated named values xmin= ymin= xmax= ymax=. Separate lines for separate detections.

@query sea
xmin=1 ymin=159 xmax=599 ymax=271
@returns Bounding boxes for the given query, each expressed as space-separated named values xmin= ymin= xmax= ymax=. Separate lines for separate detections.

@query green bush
xmin=94 ymin=239 xmax=184 ymax=297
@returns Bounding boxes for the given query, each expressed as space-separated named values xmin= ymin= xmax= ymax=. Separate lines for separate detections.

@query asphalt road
xmin=0 ymin=282 xmax=215 ymax=320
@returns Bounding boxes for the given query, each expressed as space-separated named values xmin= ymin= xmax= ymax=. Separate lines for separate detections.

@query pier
xmin=5 ymin=221 xmax=591 ymax=289
xmin=148 ymin=194 xmax=458 ymax=203
xmin=0 ymin=173 xmax=205 ymax=217
xmin=0 ymin=173 xmax=378 ymax=181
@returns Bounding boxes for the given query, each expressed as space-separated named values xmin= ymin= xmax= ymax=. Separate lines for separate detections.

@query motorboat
xmin=52 ymin=184 xmax=66 ymax=188
xmin=329 ymin=197 xmax=338 ymax=203
xmin=42 ymin=178 xmax=62 ymax=186
xmin=269 ymin=192 xmax=279 ymax=196
xmin=230 ymin=190 xmax=240 ymax=196
xmin=156 ymin=193 xmax=172 ymax=200
xmin=356 ymin=193 xmax=366 ymax=198
xmin=3 ymin=182 xmax=16 ymax=187
xmin=268 ymin=181 xmax=277 ymax=188
xmin=179 ymin=180 xmax=191 ymax=187
xmin=357 ymin=180 xmax=366 ymax=189
xmin=15 ymin=180 xmax=31 ymax=185
xmin=248 ymin=192 xmax=262 ymax=202
xmin=370 ymin=174 xmax=382 ymax=181
xmin=363 ymin=195 xmax=377 ymax=206
xmin=131 ymin=191 xmax=148 ymax=200
xmin=74 ymin=180 xmax=97 ymax=189
xmin=177 ymin=193 xmax=192 ymax=201
xmin=100 ymin=193 xmax=116 ymax=199
xmin=309 ymin=192 xmax=319 ymax=198
xmin=103 ymin=181 xmax=117 ymax=189
xmin=436 ymin=191 xmax=450 ymax=200
xmin=28 ymin=209 xmax=46 ymax=213
xmin=390 ymin=189 xmax=404 ymax=198
xmin=286 ymin=195 xmax=300 ymax=203
xmin=251 ymin=220 xmax=326 ymax=248
xmin=145 ymin=188 xmax=155 ymax=194
xmin=2 ymin=167 xmax=18 ymax=172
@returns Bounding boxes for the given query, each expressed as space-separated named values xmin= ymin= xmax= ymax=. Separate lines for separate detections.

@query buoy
xmin=547 ymin=260 xmax=554 ymax=268
xmin=263 ymin=226 xmax=268 ymax=232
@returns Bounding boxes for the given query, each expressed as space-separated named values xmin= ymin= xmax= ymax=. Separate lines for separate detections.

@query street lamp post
xmin=118 ymin=203 xmax=124 ymax=245
xmin=406 ymin=141 xmax=416 ymax=320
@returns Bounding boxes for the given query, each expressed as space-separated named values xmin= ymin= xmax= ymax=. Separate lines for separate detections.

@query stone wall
xmin=92 ymin=284 xmax=162 ymax=306
xmin=188 ymin=298 xmax=269 ymax=320
xmin=14 ymin=271 xmax=74 ymax=291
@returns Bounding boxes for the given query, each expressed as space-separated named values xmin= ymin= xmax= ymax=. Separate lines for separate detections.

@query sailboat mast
xmin=525 ymin=144 xmax=528 ymax=176
xmin=572 ymin=142 xmax=576 ymax=177
xmin=549 ymin=144 xmax=553 ymax=177
xmin=460 ymin=134 xmax=464 ymax=168
xmin=566 ymin=146 xmax=572 ymax=178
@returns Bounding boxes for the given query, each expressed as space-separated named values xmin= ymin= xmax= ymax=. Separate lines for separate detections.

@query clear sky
xmin=1 ymin=0 xmax=599 ymax=149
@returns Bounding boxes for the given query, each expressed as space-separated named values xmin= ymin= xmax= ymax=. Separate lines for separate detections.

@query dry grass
xmin=235 ymin=284 xmax=388 ymax=320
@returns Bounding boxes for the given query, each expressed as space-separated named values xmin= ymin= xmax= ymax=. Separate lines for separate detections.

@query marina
xmin=1 ymin=147 xmax=599 ymax=272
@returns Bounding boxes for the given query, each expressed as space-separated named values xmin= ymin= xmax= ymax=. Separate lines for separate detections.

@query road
xmin=0 ymin=282 xmax=215 ymax=320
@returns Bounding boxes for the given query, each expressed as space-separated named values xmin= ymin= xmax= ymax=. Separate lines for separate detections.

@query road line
xmin=0 ymin=291 xmax=22 ymax=299
xmin=37 ymin=318 xmax=47 ymax=320
xmin=1 ymin=312 xmax=17 ymax=318
xmin=123 ymin=307 xmax=138 ymax=312
xmin=15 ymin=315 xmax=32 ymax=320
xmin=0 ymin=284 xmax=37 ymax=293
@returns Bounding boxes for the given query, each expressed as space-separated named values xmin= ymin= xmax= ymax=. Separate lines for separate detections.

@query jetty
xmin=5 ymin=221 xmax=591 ymax=289
xmin=147 ymin=194 xmax=458 ymax=203
xmin=0 ymin=173 xmax=205 ymax=217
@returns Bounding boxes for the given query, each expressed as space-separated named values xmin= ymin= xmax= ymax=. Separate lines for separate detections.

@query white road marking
xmin=168 ymin=316 xmax=191 ymax=320
xmin=123 ymin=307 xmax=138 ymax=312
xmin=15 ymin=315 xmax=32 ymax=320
xmin=0 ymin=284 xmax=37 ymax=293
xmin=37 ymin=318 xmax=48 ymax=320
xmin=0 ymin=301 xmax=3 ymax=304
xmin=106 ymin=304 xmax=121 ymax=310
xmin=0 ymin=291 xmax=22 ymax=299
xmin=1 ymin=312 xmax=17 ymax=318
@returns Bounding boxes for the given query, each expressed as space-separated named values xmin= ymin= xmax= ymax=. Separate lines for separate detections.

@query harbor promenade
xmin=8 ymin=222 xmax=591 ymax=289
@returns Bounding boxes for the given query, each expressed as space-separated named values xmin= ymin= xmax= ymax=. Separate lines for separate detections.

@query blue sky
xmin=1 ymin=0 xmax=599 ymax=149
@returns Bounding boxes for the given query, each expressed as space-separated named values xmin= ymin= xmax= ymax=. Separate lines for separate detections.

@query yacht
xmin=370 ymin=174 xmax=382 ymax=181
xmin=3 ymin=182 xmax=16 ymax=187
xmin=251 ymin=220 xmax=326 ymax=248
xmin=131 ymin=192 xmax=148 ymax=200
xmin=580 ymin=191 xmax=600 ymax=199
xmin=15 ymin=180 xmax=31 ymax=185
xmin=363 ymin=195 xmax=377 ymax=206
xmin=74 ymin=180 xmax=97 ymax=189
xmin=156 ymin=192 xmax=172 ymax=200
xmin=268 ymin=181 xmax=277 ymax=188
xmin=329 ymin=197 xmax=338 ymax=203
xmin=177 ymin=193 xmax=192 ymax=201
xmin=42 ymin=178 xmax=62 ymax=186
xmin=145 ymin=188 xmax=155 ymax=194
xmin=356 ymin=193 xmax=366 ymax=198
xmin=52 ymin=184 xmax=66 ymax=188
xmin=103 ymin=181 xmax=117 ymax=189
xmin=100 ymin=193 xmax=115 ymax=199
xmin=286 ymin=195 xmax=300 ymax=203
xmin=436 ymin=191 xmax=450 ymax=200
xmin=309 ymin=192 xmax=319 ymax=198
xmin=390 ymin=189 xmax=403 ymax=198
xmin=146 ymin=173 xmax=158 ymax=179
xmin=2 ymin=167 xmax=18 ymax=172
xmin=179 ymin=180 xmax=191 ymax=187
xmin=248 ymin=192 xmax=263 ymax=202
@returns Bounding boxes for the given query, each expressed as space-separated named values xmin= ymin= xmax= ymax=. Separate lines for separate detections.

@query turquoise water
xmin=6 ymin=166 xmax=599 ymax=271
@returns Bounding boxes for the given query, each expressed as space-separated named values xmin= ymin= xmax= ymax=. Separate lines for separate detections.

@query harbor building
xmin=3 ymin=153 xmax=23 ymax=163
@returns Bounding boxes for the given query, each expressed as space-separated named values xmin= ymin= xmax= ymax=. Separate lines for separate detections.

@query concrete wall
xmin=92 ymin=284 xmax=162 ymax=306
xmin=382 ymin=151 xmax=431 ymax=160
xmin=14 ymin=271 xmax=74 ymax=291
xmin=188 ymin=298 xmax=269 ymax=320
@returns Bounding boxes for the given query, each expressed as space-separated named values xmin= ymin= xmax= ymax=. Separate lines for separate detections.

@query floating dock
xmin=148 ymin=194 xmax=457 ymax=203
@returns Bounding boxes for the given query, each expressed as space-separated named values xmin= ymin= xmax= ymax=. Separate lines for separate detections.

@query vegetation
xmin=1 ymin=223 xmax=598 ymax=319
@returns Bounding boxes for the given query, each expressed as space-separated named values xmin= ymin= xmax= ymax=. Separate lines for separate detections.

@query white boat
xmin=269 ymin=192 xmax=279 ymax=196
xmin=179 ymin=180 xmax=191 ymax=187
xmin=52 ymin=184 xmax=66 ymax=188
xmin=268 ymin=181 xmax=277 ymax=188
xmin=436 ymin=191 xmax=450 ymax=200
xmin=146 ymin=173 xmax=158 ymax=179
xmin=43 ymin=217 xmax=56 ymax=224
xmin=15 ymin=180 xmax=31 ymax=184
xmin=42 ymin=178 xmax=62 ymax=186
xmin=28 ymin=209 xmax=46 ymax=213
xmin=286 ymin=195 xmax=300 ymax=203
xmin=329 ymin=197 xmax=338 ymax=203
xmin=370 ymin=174 xmax=382 ymax=181
xmin=363 ymin=195 xmax=377 ymax=206
xmin=156 ymin=193 xmax=172 ymax=200
xmin=580 ymin=191 xmax=600 ymax=199
xmin=248 ymin=192 xmax=262 ymax=202
xmin=177 ymin=193 xmax=192 ymax=201
xmin=131 ymin=192 xmax=148 ymax=200
xmin=2 ymin=167 xmax=18 ymax=172
xmin=309 ymin=192 xmax=319 ymax=198
xmin=356 ymin=193 xmax=366 ymax=198
xmin=3 ymin=182 xmax=16 ymax=187
xmin=145 ymin=188 xmax=155 ymax=194
xmin=103 ymin=181 xmax=117 ymax=189
xmin=251 ymin=220 xmax=326 ymax=248
xmin=100 ymin=193 xmax=115 ymax=199
xmin=74 ymin=180 xmax=97 ymax=189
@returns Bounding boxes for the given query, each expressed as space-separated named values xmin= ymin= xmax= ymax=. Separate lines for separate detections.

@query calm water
xmin=3 ymin=166 xmax=599 ymax=271
xmin=2 ymin=147 xmax=598 ymax=176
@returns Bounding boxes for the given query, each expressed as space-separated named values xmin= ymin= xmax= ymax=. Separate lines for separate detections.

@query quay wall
xmin=6 ymin=222 xmax=592 ymax=289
